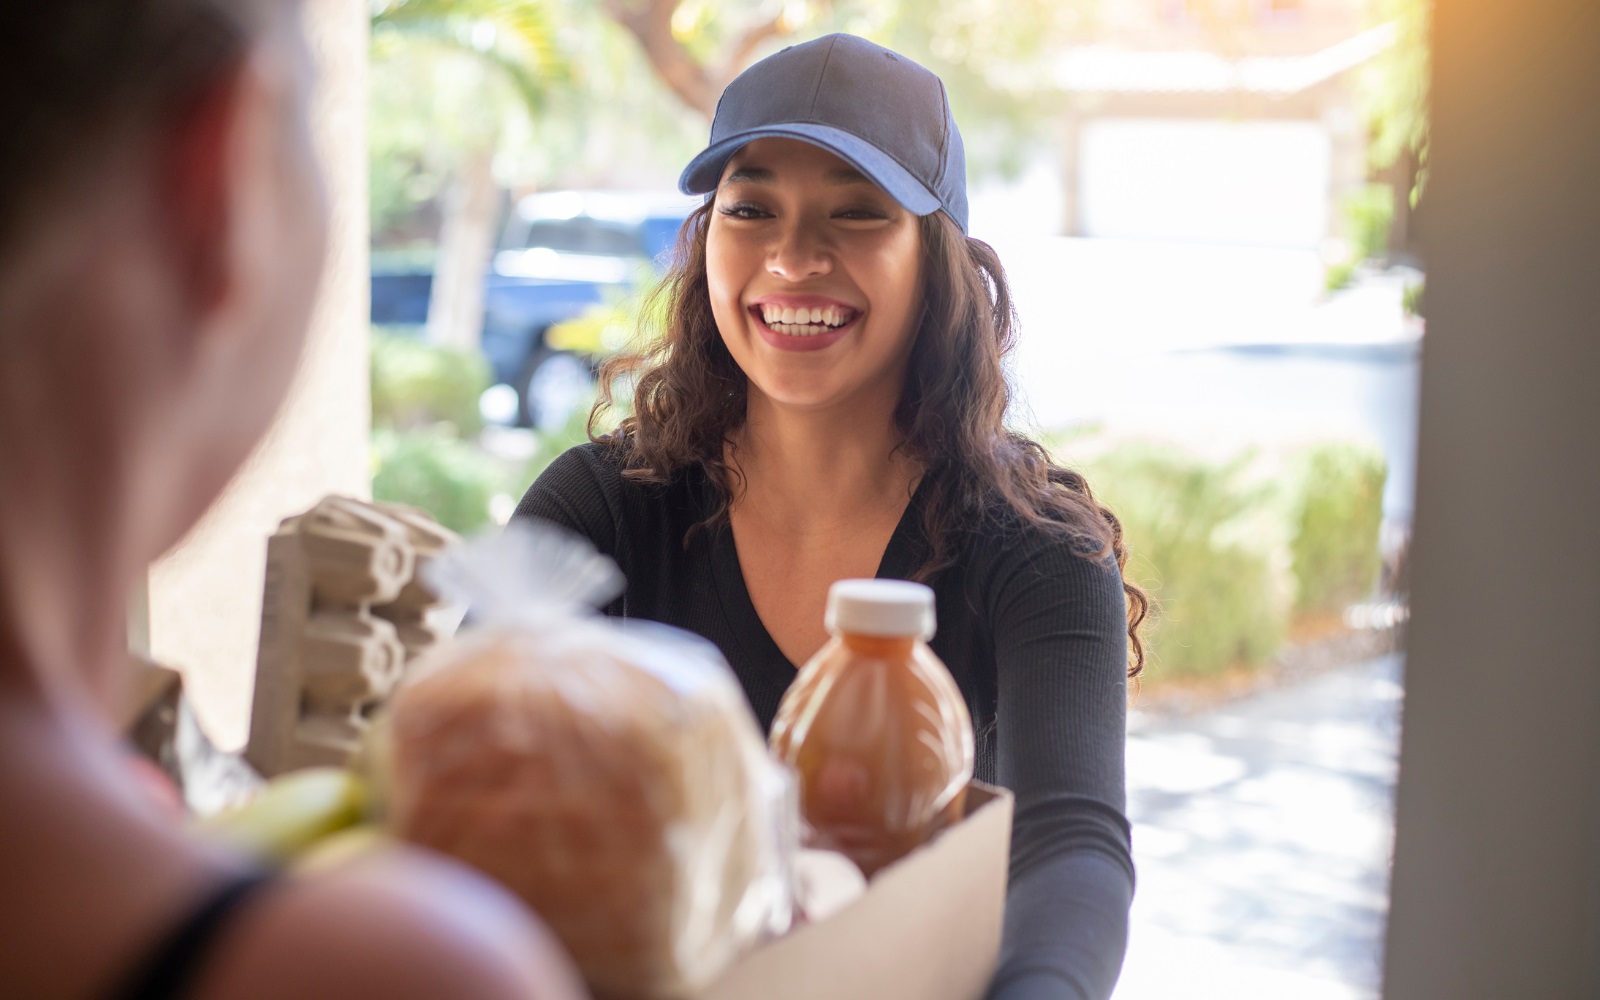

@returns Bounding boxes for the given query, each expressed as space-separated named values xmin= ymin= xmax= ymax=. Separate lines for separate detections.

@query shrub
xmin=370 ymin=328 xmax=490 ymax=435
xmin=1324 ymin=258 xmax=1358 ymax=294
xmin=1082 ymin=444 xmax=1290 ymax=681
xmin=372 ymin=427 xmax=508 ymax=535
xmin=1289 ymin=444 xmax=1387 ymax=614
xmin=1343 ymin=183 xmax=1395 ymax=263
xmin=1402 ymin=278 xmax=1425 ymax=318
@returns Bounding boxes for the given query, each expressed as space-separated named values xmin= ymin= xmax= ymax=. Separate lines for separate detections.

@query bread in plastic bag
xmin=383 ymin=521 xmax=794 ymax=999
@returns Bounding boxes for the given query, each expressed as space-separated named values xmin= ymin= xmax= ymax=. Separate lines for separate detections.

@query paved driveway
xmin=1114 ymin=655 xmax=1404 ymax=999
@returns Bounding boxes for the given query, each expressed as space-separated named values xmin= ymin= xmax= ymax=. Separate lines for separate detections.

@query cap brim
xmin=678 ymin=123 xmax=942 ymax=217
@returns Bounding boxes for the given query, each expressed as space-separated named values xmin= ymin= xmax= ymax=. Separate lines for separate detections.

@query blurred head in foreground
xmin=0 ymin=0 xmax=325 ymax=705
xmin=0 ymin=8 xmax=588 ymax=1000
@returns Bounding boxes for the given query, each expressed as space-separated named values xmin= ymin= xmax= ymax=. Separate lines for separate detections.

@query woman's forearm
xmin=987 ymin=850 xmax=1134 ymax=1000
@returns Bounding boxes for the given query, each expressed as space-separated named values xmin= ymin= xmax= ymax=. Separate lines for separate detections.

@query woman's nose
xmin=766 ymin=219 xmax=833 ymax=282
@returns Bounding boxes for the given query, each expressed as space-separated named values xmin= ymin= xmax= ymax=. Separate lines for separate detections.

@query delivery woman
xmin=516 ymin=33 xmax=1146 ymax=1000
xmin=0 ymin=2 xmax=581 ymax=998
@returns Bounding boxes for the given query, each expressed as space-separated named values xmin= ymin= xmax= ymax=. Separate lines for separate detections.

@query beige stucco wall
xmin=149 ymin=0 xmax=369 ymax=750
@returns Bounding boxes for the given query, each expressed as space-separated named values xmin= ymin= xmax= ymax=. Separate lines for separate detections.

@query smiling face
xmin=706 ymin=138 xmax=923 ymax=414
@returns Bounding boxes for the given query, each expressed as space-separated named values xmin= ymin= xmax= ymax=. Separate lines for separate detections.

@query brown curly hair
xmin=590 ymin=202 xmax=1148 ymax=678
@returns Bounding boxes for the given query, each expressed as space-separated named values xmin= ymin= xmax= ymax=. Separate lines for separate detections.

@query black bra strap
xmin=113 ymin=871 xmax=276 ymax=1000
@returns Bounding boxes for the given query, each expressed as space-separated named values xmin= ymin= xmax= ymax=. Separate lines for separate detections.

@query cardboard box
xmin=702 ymin=782 xmax=1014 ymax=1000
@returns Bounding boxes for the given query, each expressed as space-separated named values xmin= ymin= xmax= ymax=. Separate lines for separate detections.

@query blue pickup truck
xmin=372 ymin=190 xmax=699 ymax=428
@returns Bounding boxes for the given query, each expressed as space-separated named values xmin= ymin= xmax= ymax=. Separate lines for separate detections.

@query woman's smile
xmin=748 ymin=294 xmax=863 ymax=352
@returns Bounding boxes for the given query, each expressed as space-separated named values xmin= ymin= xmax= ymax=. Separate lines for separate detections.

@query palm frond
xmin=372 ymin=0 xmax=571 ymax=115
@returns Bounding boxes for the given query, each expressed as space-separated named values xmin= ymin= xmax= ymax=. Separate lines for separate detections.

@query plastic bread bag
xmin=379 ymin=520 xmax=795 ymax=999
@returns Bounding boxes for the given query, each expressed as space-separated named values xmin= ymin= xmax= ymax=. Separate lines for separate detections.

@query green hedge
xmin=1343 ymin=183 xmax=1395 ymax=263
xmin=1289 ymin=443 xmax=1386 ymax=614
xmin=1084 ymin=444 xmax=1290 ymax=681
xmin=368 ymin=329 xmax=507 ymax=534
xmin=367 ymin=327 xmax=601 ymax=535
xmin=1071 ymin=439 xmax=1388 ymax=682
xmin=370 ymin=328 xmax=489 ymax=435
xmin=371 ymin=427 xmax=507 ymax=536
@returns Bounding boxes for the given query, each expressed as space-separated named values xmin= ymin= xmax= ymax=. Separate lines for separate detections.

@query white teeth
xmin=756 ymin=304 xmax=858 ymax=334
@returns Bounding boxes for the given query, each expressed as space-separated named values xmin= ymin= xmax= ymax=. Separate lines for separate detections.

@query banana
xmin=198 ymin=767 xmax=369 ymax=863
xmin=291 ymin=823 xmax=391 ymax=874
xmin=350 ymin=710 xmax=394 ymax=820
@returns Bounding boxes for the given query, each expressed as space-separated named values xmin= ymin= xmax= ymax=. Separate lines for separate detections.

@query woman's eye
xmin=718 ymin=203 xmax=769 ymax=220
xmin=836 ymin=207 xmax=890 ymax=221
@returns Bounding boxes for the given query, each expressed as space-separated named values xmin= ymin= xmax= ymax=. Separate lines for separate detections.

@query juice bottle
xmin=770 ymin=579 xmax=975 ymax=877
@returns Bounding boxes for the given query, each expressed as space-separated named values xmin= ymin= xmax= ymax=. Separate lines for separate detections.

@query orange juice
xmin=770 ymin=579 xmax=975 ymax=877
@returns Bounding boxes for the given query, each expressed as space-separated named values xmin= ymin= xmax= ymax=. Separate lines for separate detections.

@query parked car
xmin=371 ymin=189 xmax=699 ymax=428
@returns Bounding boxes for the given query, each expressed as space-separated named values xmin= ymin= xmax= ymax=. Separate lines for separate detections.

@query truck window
xmin=524 ymin=219 xmax=643 ymax=257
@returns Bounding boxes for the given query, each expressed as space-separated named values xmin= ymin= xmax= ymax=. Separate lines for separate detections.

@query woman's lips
xmin=749 ymin=305 xmax=859 ymax=353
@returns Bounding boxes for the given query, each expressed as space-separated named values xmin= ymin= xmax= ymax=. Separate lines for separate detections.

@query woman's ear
xmin=158 ymin=62 xmax=250 ymax=322
xmin=155 ymin=16 xmax=325 ymax=379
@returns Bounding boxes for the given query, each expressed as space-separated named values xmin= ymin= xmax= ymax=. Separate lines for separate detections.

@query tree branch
xmin=601 ymin=0 xmax=822 ymax=120
xmin=601 ymin=0 xmax=718 ymax=119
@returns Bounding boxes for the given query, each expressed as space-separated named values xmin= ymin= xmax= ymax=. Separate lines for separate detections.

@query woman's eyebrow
xmin=721 ymin=165 xmax=871 ymax=186
xmin=723 ymin=166 xmax=773 ymax=185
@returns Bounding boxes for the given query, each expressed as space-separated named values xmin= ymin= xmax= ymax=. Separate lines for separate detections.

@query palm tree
xmin=371 ymin=0 xmax=569 ymax=351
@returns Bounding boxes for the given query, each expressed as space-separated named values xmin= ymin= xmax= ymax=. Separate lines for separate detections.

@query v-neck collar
xmin=707 ymin=472 xmax=933 ymax=675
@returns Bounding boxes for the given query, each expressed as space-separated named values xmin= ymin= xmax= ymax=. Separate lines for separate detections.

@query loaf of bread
xmin=385 ymin=620 xmax=792 ymax=999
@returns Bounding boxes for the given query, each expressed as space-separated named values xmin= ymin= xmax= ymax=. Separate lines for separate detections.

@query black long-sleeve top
xmin=514 ymin=442 xmax=1134 ymax=999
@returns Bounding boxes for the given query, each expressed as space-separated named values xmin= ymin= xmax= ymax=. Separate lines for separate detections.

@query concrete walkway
xmin=1113 ymin=655 xmax=1404 ymax=999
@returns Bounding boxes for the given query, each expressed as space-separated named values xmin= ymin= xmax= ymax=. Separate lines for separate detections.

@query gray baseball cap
xmin=678 ymin=33 xmax=970 ymax=233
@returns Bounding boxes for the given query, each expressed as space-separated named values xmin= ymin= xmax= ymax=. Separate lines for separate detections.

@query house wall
xmin=1096 ymin=0 xmax=1369 ymax=56
xmin=1060 ymin=85 xmax=1364 ymax=242
xmin=1056 ymin=0 xmax=1382 ymax=241
xmin=1056 ymin=0 xmax=1374 ymax=241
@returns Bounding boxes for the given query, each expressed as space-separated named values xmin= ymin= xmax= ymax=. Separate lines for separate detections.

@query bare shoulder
xmin=198 ymin=847 xmax=586 ymax=1000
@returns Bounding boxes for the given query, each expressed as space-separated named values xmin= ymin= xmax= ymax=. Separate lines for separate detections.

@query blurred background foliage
xmin=1324 ymin=181 xmax=1396 ymax=291
xmin=373 ymin=425 xmax=508 ymax=535
xmin=370 ymin=329 xmax=594 ymax=534
xmin=1358 ymin=0 xmax=1430 ymax=202
xmin=1289 ymin=443 xmax=1386 ymax=615
xmin=1068 ymin=439 xmax=1386 ymax=682
xmin=370 ymin=328 xmax=490 ymax=434
xmin=1088 ymin=444 xmax=1290 ymax=682
xmin=370 ymin=0 xmax=572 ymax=240
xmin=368 ymin=0 xmax=1104 ymax=247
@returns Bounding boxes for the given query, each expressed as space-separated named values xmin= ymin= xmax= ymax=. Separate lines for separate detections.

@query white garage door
xmin=1080 ymin=118 xmax=1331 ymax=247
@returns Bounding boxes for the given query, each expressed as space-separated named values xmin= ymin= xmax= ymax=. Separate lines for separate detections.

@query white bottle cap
xmin=824 ymin=579 xmax=937 ymax=640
